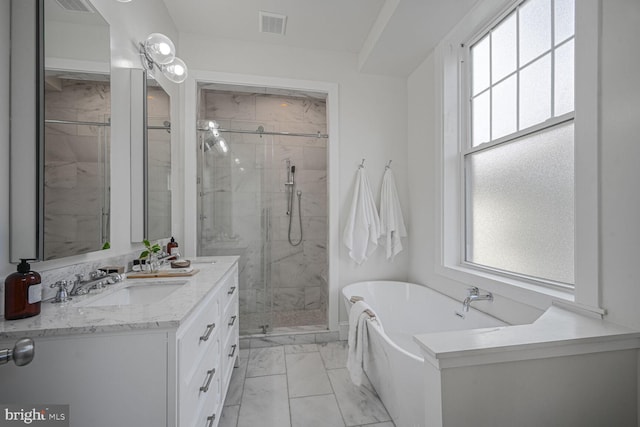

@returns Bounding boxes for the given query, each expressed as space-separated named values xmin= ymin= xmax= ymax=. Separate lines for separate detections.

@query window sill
xmin=436 ymin=262 xmax=575 ymax=312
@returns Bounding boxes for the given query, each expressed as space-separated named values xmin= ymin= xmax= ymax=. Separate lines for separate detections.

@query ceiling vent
xmin=54 ymin=0 xmax=95 ymax=13
xmin=259 ymin=11 xmax=287 ymax=36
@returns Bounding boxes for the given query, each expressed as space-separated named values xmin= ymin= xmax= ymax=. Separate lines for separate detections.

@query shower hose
xmin=288 ymin=190 xmax=303 ymax=246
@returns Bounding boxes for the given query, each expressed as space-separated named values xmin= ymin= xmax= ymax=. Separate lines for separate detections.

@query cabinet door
xmin=0 ymin=332 xmax=168 ymax=427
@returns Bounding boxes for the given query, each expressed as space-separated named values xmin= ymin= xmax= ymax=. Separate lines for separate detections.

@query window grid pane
xmin=519 ymin=0 xmax=552 ymax=66
xmin=472 ymin=91 xmax=491 ymax=145
xmin=554 ymin=0 xmax=575 ymax=44
xmin=472 ymin=35 xmax=491 ymax=96
xmin=519 ymin=53 xmax=552 ymax=129
xmin=491 ymin=12 xmax=517 ymax=84
xmin=554 ymin=39 xmax=574 ymax=116
xmin=491 ymin=75 xmax=517 ymax=140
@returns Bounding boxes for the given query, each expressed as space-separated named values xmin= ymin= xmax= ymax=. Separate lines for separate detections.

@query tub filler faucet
xmin=462 ymin=287 xmax=493 ymax=312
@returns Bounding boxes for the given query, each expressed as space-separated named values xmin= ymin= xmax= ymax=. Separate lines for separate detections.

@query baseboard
xmin=339 ymin=321 xmax=349 ymax=341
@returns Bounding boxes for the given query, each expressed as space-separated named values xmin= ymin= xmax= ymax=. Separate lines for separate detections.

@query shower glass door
xmin=197 ymin=121 xmax=275 ymax=335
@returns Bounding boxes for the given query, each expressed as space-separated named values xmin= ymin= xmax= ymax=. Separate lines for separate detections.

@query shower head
xmin=202 ymin=133 xmax=215 ymax=152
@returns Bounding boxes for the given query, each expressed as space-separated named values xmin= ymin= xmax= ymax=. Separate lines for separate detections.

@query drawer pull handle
xmin=227 ymin=286 xmax=236 ymax=295
xmin=200 ymin=368 xmax=216 ymax=393
xmin=228 ymin=344 xmax=237 ymax=358
xmin=200 ymin=323 xmax=216 ymax=342
xmin=206 ymin=414 xmax=216 ymax=427
xmin=228 ymin=315 xmax=237 ymax=326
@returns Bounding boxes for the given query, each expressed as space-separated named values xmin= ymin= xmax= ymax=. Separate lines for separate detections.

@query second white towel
xmin=379 ymin=168 xmax=407 ymax=261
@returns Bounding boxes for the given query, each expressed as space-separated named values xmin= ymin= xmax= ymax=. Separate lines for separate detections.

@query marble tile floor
xmin=219 ymin=341 xmax=395 ymax=427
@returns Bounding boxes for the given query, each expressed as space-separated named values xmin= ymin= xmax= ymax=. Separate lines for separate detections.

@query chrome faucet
xmin=462 ymin=287 xmax=493 ymax=312
xmin=70 ymin=271 xmax=124 ymax=296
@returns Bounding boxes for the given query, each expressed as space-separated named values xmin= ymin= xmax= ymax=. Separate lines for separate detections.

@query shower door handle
xmin=265 ymin=207 xmax=271 ymax=242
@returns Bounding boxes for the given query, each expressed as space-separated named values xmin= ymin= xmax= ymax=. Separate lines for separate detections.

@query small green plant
xmin=139 ymin=239 xmax=161 ymax=260
xmin=102 ymin=241 xmax=110 ymax=250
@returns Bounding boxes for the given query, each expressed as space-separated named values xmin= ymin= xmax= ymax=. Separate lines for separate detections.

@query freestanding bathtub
xmin=342 ymin=281 xmax=507 ymax=427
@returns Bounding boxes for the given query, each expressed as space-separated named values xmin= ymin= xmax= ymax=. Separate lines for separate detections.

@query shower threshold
xmin=240 ymin=309 xmax=328 ymax=337
xmin=240 ymin=324 xmax=329 ymax=338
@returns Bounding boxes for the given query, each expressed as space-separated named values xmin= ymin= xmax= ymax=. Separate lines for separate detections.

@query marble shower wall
xmin=198 ymin=90 xmax=328 ymax=331
xmin=44 ymin=79 xmax=111 ymax=260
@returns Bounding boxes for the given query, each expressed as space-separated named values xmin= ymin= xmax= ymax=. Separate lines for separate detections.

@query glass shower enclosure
xmin=197 ymin=122 xmax=277 ymax=334
xmin=197 ymin=87 xmax=329 ymax=336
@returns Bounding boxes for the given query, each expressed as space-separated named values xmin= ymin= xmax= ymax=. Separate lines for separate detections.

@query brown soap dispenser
xmin=167 ymin=237 xmax=179 ymax=256
xmin=4 ymin=258 xmax=42 ymax=320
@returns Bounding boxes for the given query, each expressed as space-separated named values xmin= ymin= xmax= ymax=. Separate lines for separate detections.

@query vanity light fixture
xmin=140 ymin=33 xmax=188 ymax=84
xmin=199 ymin=120 xmax=228 ymax=155
xmin=217 ymin=138 xmax=228 ymax=154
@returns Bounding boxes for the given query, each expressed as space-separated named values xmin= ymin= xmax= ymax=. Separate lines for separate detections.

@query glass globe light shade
xmin=217 ymin=137 xmax=228 ymax=154
xmin=144 ymin=33 xmax=175 ymax=65
xmin=163 ymin=57 xmax=188 ymax=83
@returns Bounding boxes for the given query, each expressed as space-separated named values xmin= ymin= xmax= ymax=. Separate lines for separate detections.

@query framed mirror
xmin=145 ymin=76 xmax=172 ymax=241
xmin=130 ymin=70 xmax=172 ymax=243
xmin=9 ymin=0 xmax=111 ymax=261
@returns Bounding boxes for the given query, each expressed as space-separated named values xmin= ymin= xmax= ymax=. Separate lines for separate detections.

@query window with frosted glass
xmin=466 ymin=123 xmax=575 ymax=284
xmin=466 ymin=0 xmax=575 ymax=286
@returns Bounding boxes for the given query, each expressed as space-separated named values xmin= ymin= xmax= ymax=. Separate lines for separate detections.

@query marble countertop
xmin=414 ymin=303 xmax=640 ymax=368
xmin=0 ymin=256 xmax=239 ymax=340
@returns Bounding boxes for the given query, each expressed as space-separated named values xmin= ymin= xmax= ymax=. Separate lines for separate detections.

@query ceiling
xmin=161 ymin=0 xmax=479 ymax=77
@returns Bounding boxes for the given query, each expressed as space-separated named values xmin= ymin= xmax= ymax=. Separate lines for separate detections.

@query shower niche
xmin=196 ymin=84 xmax=328 ymax=335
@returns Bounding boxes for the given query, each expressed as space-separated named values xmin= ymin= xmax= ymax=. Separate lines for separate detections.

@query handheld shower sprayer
xmin=284 ymin=161 xmax=303 ymax=246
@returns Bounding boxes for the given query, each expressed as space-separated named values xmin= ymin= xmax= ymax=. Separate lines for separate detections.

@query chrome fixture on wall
xmin=199 ymin=120 xmax=228 ymax=154
xmin=285 ymin=160 xmax=303 ymax=246
xmin=462 ymin=287 xmax=493 ymax=312
xmin=139 ymin=33 xmax=188 ymax=83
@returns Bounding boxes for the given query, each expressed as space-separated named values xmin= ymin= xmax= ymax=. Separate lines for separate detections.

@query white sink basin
xmin=76 ymin=281 xmax=187 ymax=307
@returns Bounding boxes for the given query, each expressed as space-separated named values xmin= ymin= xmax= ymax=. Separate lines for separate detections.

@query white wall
xmin=599 ymin=0 xmax=640 ymax=332
xmin=0 ymin=0 xmax=178 ymax=279
xmin=0 ymin=3 xmax=10 ymax=279
xmin=407 ymin=0 xmax=640 ymax=329
xmin=178 ymin=34 xmax=410 ymax=326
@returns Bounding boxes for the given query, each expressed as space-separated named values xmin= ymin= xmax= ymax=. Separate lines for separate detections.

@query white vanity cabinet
xmin=0 ymin=259 xmax=239 ymax=427
xmin=177 ymin=263 xmax=239 ymax=427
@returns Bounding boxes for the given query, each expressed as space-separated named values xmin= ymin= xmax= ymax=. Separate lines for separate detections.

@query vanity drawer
xmin=191 ymin=379 xmax=221 ymax=427
xmin=178 ymin=289 xmax=221 ymax=385
xmin=180 ymin=339 xmax=220 ymax=427
xmin=220 ymin=265 xmax=238 ymax=315
xmin=222 ymin=295 xmax=238 ymax=341
xmin=222 ymin=321 xmax=239 ymax=386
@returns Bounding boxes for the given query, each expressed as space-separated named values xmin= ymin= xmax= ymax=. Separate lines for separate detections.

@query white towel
xmin=347 ymin=300 xmax=382 ymax=386
xmin=343 ymin=168 xmax=381 ymax=264
xmin=379 ymin=168 xmax=407 ymax=261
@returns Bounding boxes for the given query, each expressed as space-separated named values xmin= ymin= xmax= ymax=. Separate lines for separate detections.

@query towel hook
xmin=359 ymin=158 xmax=366 ymax=169
xmin=385 ymin=160 xmax=392 ymax=170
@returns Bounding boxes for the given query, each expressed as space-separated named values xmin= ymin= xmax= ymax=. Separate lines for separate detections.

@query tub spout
xmin=462 ymin=287 xmax=493 ymax=312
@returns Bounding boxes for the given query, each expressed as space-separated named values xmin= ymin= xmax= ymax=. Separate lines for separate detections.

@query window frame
xmin=436 ymin=0 xmax=601 ymax=312
xmin=461 ymin=0 xmax=577 ymax=291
